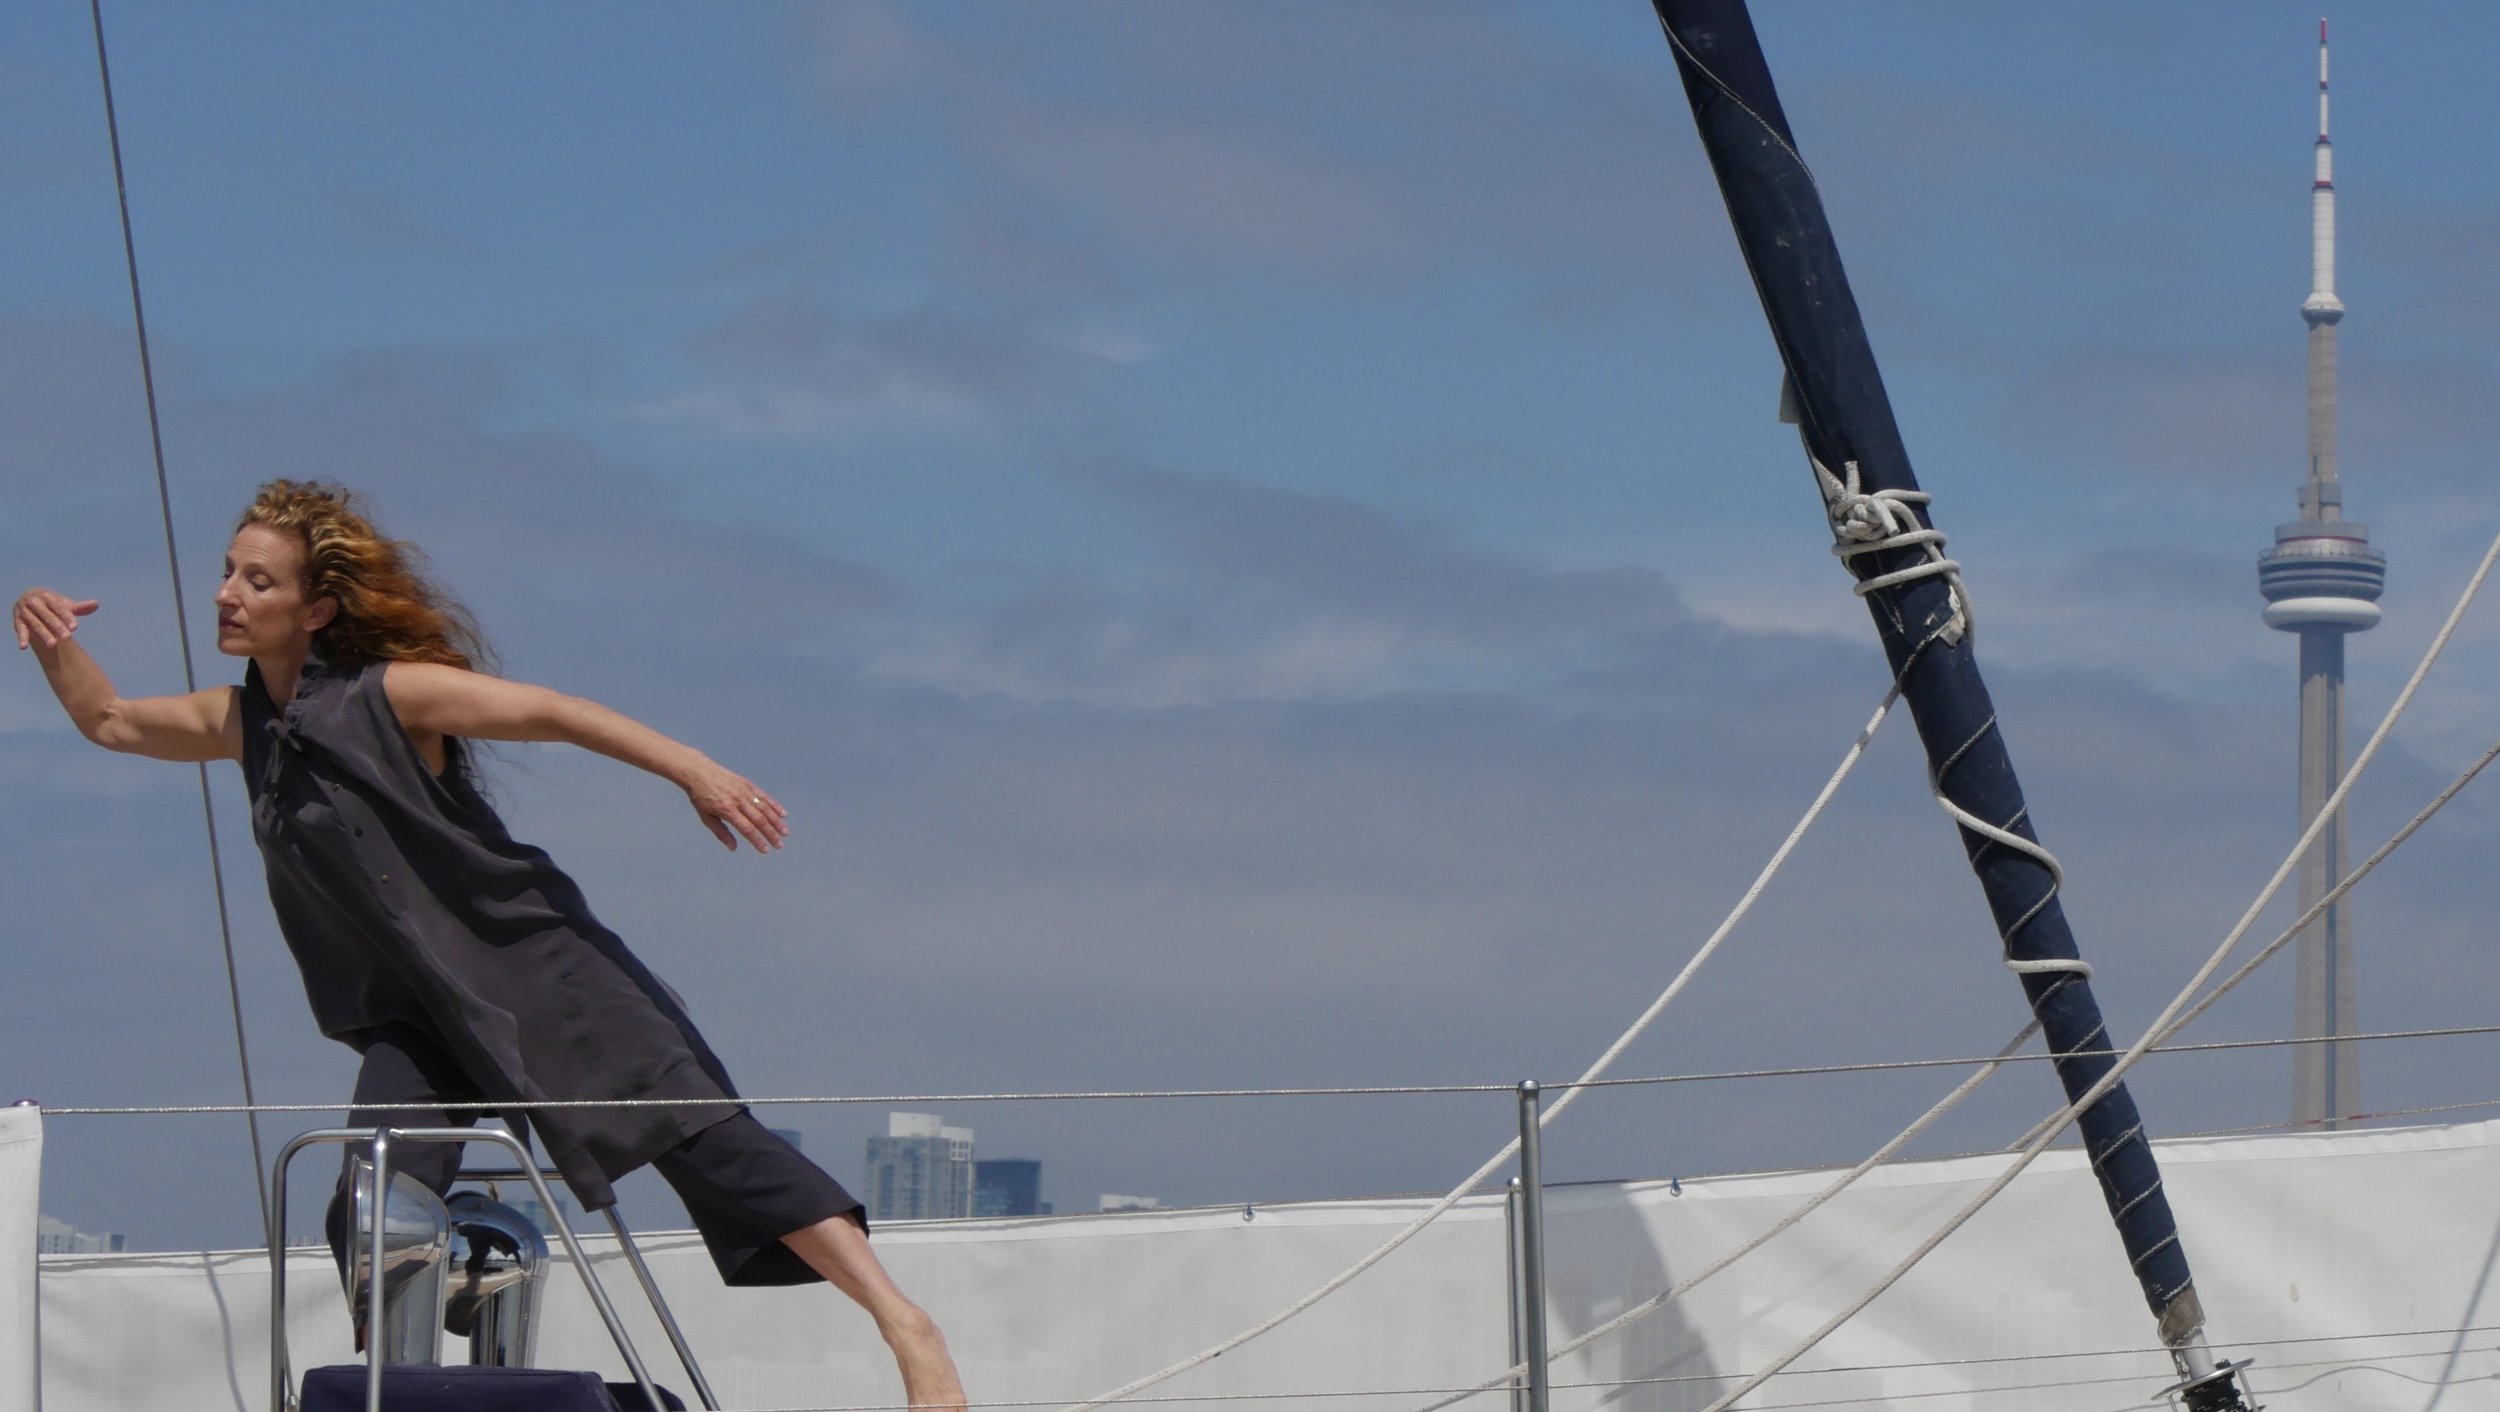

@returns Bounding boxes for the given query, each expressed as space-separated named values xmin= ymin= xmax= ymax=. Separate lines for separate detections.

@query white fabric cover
xmin=0 ymin=1105 xmax=40 ymax=1412
xmin=35 ymin=1118 xmax=2500 ymax=1411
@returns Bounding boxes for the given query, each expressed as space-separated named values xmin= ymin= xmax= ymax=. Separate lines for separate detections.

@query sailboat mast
xmin=1645 ymin=4 xmax=2252 ymax=1407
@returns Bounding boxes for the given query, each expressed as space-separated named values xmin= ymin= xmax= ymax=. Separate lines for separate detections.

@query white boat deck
xmin=14 ymin=1107 xmax=2499 ymax=1411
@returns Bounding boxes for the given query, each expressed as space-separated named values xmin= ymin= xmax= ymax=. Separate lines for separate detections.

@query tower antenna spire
xmin=2260 ymin=16 xmax=2383 ymax=1130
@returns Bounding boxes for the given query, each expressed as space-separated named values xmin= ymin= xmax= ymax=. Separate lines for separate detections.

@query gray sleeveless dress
xmin=241 ymin=650 xmax=741 ymax=1208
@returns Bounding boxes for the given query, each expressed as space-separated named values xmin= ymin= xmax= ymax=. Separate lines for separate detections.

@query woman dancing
xmin=14 ymin=480 xmax=966 ymax=1409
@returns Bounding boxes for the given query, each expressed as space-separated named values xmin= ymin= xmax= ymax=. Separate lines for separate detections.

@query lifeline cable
xmin=87 ymin=0 xmax=271 ymax=1235
xmin=2172 ymin=1094 xmax=2500 ymax=1140
xmin=41 ymin=1023 xmax=2500 ymax=1117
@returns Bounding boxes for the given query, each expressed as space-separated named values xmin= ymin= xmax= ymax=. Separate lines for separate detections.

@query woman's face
xmin=214 ymin=523 xmax=333 ymax=658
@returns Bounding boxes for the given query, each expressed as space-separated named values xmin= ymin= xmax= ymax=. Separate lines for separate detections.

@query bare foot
xmin=886 ymin=1307 xmax=968 ymax=1412
xmin=781 ymin=1214 xmax=968 ymax=1410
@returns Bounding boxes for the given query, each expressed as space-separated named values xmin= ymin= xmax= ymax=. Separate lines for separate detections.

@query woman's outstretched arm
xmin=14 ymin=589 xmax=240 ymax=762
xmin=382 ymin=660 xmax=790 ymax=853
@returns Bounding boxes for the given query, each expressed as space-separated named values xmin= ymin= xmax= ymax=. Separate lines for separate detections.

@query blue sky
xmin=5 ymin=2 xmax=2499 ymax=1257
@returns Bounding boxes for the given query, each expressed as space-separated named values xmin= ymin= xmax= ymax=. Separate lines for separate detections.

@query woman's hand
xmin=13 ymin=588 xmax=98 ymax=651
xmin=683 ymin=761 xmax=791 ymax=853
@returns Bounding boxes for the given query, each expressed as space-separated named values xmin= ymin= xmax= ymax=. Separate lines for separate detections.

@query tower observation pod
xmin=2258 ymin=19 xmax=2383 ymax=1131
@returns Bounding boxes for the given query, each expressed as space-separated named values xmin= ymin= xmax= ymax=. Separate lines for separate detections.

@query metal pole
xmin=1516 ymin=1082 xmax=1550 ymax=1412
xmin=459 ymin=1131 xmax=665 ymax=1412
xmin=364 ymin=1130 xmax=390 ymax=1412
xmin=14 ymin=1100 xmax=42 ymax=1412
xmin=269 ymin=1130 xmax=321 ymax=1412
xmin=1504 ymin=1177 xmax=1523 ymax=1412
xmin=604 ymin=1208 xmax=720 ymax=1411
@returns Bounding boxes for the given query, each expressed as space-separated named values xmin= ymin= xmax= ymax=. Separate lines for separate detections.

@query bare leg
xmin=783 ymin=1215 xmax=968 ymax=1411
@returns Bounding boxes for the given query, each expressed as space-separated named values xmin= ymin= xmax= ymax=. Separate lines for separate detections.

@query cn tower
xmin=2257 ymin=19 xmax=2384 ymax=1130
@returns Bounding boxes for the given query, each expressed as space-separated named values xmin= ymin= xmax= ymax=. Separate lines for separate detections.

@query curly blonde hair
xmin=238 ymin=480 xmax=494 ymax=672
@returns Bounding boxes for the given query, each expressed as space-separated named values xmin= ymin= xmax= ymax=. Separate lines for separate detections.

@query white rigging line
xmin=84 ymin=0 xmax=270 ymax=1237
xmin=1347 ymin=459 xmax=2059 ymax=1412
xmin=1414 ymin=718 xmax=2500 ymax=1411
xmin=1051 ymin=687 xmax=1906 ymax=1412
xmin=1052 ymin=461 xmax=2054 ymax=1412
xmin=1401 ymin=1019 xmax=2040 ymax=1412
xmin=1364 ymin=450 xmax=2023 ymax=1412
xmin=1684 ymin=516 xmax=2500 ymax=1412
xmin=2001 ymin=721 xmax=2500 ymax=1154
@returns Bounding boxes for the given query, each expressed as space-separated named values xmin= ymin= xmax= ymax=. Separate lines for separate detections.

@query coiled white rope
xmin=1813 ymin=455 xmax=2087 ymax=984
xmin=1683 ymin=517 xmax=2500 ymax=1412
xmin=1813 ymin=455 xmax=1967 ymax=638
xmin=1053 ymin=686 xmax=1905 ymax=1412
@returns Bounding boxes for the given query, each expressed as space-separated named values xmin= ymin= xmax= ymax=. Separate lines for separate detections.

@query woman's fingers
xmin=729 ymin=794 xmax=788 ymax=853
xmin=714 ymin=803 xmax=776 ymax=853
xmin=692 ymin=773 xmax=791 ymax=854
xmin=44 ymin=598 xmax=95 ymax=643
xmin=744 ymin=789 xmax=790 ymax=844
xmin=12 ymin=590 xmax=95 ymax=649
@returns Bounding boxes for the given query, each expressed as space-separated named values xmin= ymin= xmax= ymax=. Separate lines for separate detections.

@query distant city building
xmin=865 ymin=1112 xmax=975 ymax=1221
xmin=1097 ymin=1194 xmax=1162 ymax=1213
xmin=769 ymin=1126 xmax=805 ymax=1152
xmin=36 ymin=1214 xmax=126 ymax=1255
xmin=974 ymin=1159 xmax=1048 ymax=1217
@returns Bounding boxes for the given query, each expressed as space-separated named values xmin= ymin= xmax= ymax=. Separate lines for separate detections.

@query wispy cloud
xmin=633 ymin=293 xmax=1144 ymax=442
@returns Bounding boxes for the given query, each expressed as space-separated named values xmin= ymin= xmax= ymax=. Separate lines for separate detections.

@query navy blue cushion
xmin=300 ymin=1365 xmax=684 ymax=1411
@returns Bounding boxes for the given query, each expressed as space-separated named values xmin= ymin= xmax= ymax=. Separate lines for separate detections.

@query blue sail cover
xmin=1645 ymin=0 xmax=2203 ymax=1333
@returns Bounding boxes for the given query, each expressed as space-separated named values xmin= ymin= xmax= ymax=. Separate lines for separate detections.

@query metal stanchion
xmin=461 ymin=1161 xmax=719 ymax=1409
xmin=1516 ymin=1082 xmax=1550 ymax=1412
xmin=604 ymin=1209 xmax=720 ymax=1411
xmin=1504 ymin=1176 xmax=1524 ymax=1412
xmin=363 ymin=1130 xmax=390 ymax=1412
xmin=270 ymin=1128 xmax=666 ymax=1412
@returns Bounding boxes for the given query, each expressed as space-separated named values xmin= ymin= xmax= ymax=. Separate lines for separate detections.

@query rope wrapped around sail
xmin=1811 ymin=454 xmax=2088 ymax=984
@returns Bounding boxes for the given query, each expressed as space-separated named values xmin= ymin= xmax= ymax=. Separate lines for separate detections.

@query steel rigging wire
xmin=85 ymin=0 xmax=272 ymax=1235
